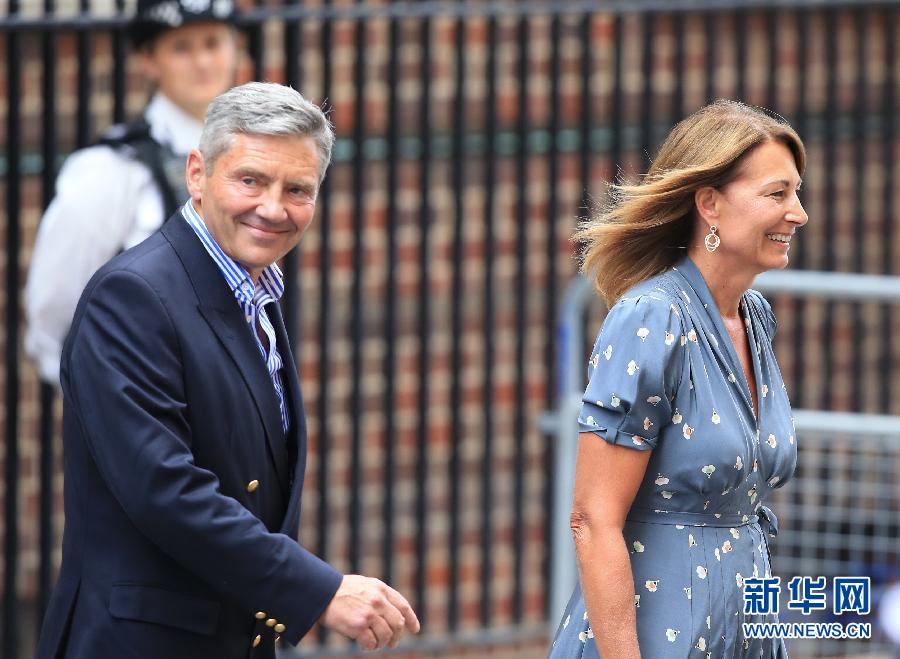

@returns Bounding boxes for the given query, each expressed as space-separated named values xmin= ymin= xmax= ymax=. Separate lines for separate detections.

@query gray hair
xmin=199 ymin=82 xmax=334 ymax=184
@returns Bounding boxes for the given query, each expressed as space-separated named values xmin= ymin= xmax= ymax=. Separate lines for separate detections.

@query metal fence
xmin=3 ymin=1 xmax=900 ymax=657
xmin=754 ymin=277 xmax=900 ymax=658
xmin=767 ymin=417 xmax=900 ymax=657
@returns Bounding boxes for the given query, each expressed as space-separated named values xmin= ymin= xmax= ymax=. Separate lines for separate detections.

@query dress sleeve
xmin=578 ymin=294 xmax=686 ymax=451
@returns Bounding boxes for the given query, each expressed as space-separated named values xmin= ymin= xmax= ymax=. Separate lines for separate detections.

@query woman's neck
xmin=686 ymin=245 xmax=755 ymax=319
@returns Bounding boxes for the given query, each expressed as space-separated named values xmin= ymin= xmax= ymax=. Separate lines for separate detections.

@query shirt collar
xmin=180 ymin=200 xmax=284 ymax=302
xmin=144 ymin=93 xmax=204 ymax=155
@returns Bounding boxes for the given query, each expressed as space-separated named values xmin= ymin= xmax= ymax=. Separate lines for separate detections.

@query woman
xmin=549 ymin=100 xmax=807 ymax=658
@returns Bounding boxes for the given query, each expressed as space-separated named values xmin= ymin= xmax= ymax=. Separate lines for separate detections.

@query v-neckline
xmin=673 ymin=257 xmax=762 ymax=429
xmin=714 ymin=296 xmax=762 ymax=429
xmin=736 ymin=298 xmax=761 ymax=425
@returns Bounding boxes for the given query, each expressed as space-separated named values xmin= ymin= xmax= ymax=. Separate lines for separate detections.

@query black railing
xmin=4 ymin=4 xmax=23 ymax=657
xmin=3 ymin=2 xmax=900 ymax=657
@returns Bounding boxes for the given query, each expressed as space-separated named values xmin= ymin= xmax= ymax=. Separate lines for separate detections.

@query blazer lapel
xmin=162 ymin=215 xmax=290 ymax=497
xmin=197 ymin=304 xmax=291 ymax=496
xmin=268 ymin=302 xmax=306 ymax=462
xmin=267 ymin=301 xmax=309 ymax=533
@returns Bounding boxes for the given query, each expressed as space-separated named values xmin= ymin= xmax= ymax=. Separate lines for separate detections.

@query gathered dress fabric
xmin=549 ymin=256 xmax=796 ymax=659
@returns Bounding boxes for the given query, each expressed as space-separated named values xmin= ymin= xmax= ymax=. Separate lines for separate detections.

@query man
xmin=26 ymin=0 xmax=240 ymax=384
xmin=35 ymin=82 xmax=419 ymax=659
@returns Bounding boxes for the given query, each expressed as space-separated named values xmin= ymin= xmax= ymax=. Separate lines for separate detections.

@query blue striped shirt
xmin=181 ymin=201 xmax=290 ymax=434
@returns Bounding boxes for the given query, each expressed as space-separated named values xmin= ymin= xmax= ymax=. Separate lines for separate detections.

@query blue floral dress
xmin=549 ymin=256 xmax=796 ymax=658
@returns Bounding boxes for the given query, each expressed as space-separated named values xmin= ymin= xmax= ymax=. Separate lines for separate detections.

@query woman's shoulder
xmin=606 ymin=270 xmax=690 ymax=334
xmin=614 ymin=267 xmax=687 ymax=311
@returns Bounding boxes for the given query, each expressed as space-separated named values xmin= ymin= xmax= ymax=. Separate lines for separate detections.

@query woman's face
xmin=141 ymin=22 xmax=238 ymax=121
xmin=707 ymin=140 xmax=808 ymax=276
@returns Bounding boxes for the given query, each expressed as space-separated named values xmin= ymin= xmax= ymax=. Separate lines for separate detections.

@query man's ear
xmin=185 ymin=149 xmax=206 ymax=202
xmin=694 ymin=186 xmax=720 ymax=227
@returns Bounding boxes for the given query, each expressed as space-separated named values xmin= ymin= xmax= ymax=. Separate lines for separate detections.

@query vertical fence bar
xmin=847 ymin=440 xmax=869 ymax=594
xmin=348 ymin=1 xmax=367 ymax=577
xmin=479 ymin=10 xmax=498 ymax=629
xmin=283 ymin=0 xmax=302 ymax=114
xmin=283 ymin=0 xmax=302 ymax=348
xmin=787 ymin=1 xmax=810 ymax=585
xmin=822 ymin=6 xmax=838 ymax=273
xmin=38 ymin=0 xmax=60 ymax=628
xmin=311 ymin=168 xmax=333 ymax=620
xmin=792 ymin=9 xmax=809 ymax=261
xmin=38 ymin=383 xmax=55 ymax=626
xmin=851 ymin=6 xmax=866 ymax=411
xmin=77 ymin=0 xmax=93 ymax=147
xmin=705 ymin=10 xmax=716 ymax=103
xmin=764 ymin=4 xmax=781 ymax=413
xmin=672 ymin=11 xmax=685 ymax=122
xmin=249 ymin=0 xmax=265 ymax=81
xmin=639 ymin=11 xmax=654 ymax=169
xmin=815 ymin=7 xmax=840 ymax=555
xmin=511 ymin=13 xmax=530 ymax=623
xmin=315 ymin=3 xmax=333 ymax=645
xmin=820 ymin=7 xmax=838 ymax=410
xmin=790 ymin=8 xmax=809 ymax=408
xmin=820 ymin=443 xmax=836 ymax=571
xmin=735 ymin=8 xmax=747 ymax=102
xmin=582 ymin=13 xmax=596 ymax=203
xmin=112 ymin=0 xmax=127 ymax=123
xmin=880 ymin=6 xmax=895 ymax=413
xmin=42 ymin=0 xmax=58 ymax=194
xmin=873 ymin=434 xmax=892 ymax=579
xmin=447 ymin=11 xmax=466 ymax=632
xmin=413 ymin=13 xmax=433 ymax=629
xmin=3 ymin=1 xmax=23 ymax=655
xmin=380 ymin=12 xmax=400 ymax=587
xmin=542 ymin=8 xmax=562 ymax=619
xmin=765 ymin=7 xmax=778 ymax=110
xmin=609 ymin=12 xmax=621 ymax=183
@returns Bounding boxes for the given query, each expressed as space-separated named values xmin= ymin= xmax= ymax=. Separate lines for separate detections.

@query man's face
xmin=186 ymin=133 xmax=321 ymax=282
xmin=141 ymin=22 xmax=238 ymax=120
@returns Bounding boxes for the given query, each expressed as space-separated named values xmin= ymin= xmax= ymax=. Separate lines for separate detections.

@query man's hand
xmin=319 ymin=574 xmax=420 ymax=651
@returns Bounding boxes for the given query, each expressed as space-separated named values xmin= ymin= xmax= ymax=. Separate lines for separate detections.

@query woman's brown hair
xmin=578 ymin=99 xmax=806 ymax=305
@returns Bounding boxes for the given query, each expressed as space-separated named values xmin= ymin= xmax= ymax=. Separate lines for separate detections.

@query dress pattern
xmin=549 ymin=256 xmax=796 ymax=658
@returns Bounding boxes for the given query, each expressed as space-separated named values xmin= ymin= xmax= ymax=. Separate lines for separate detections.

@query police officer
xmin=25 ymin=0 xmax=242 ymax=384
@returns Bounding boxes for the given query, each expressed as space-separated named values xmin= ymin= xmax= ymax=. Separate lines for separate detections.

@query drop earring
xmin=704 ymin=225 xmax=720 ymax=252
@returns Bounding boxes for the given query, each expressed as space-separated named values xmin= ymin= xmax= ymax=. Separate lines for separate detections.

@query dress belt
xmin=627 ymin=505 xmax=779 ymax=537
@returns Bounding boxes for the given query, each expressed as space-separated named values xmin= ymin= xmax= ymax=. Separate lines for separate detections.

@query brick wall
xmin=2 ymin=2 xmax=900 ymax=656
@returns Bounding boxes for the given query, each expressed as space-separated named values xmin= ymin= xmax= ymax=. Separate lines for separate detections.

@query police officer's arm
xmin=25 ymin=146 xmax=149 ymax=383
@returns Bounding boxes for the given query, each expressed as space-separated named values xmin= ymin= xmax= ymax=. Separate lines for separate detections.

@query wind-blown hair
xmin=578 ymin=100 xmax=806 ymax=305
xmin=199 ymin=81 xmax=334 ymax=184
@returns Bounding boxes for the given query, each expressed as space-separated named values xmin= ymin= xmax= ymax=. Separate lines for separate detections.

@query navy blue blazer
xmin=36 ymin=213 xmax=342 ymax=659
